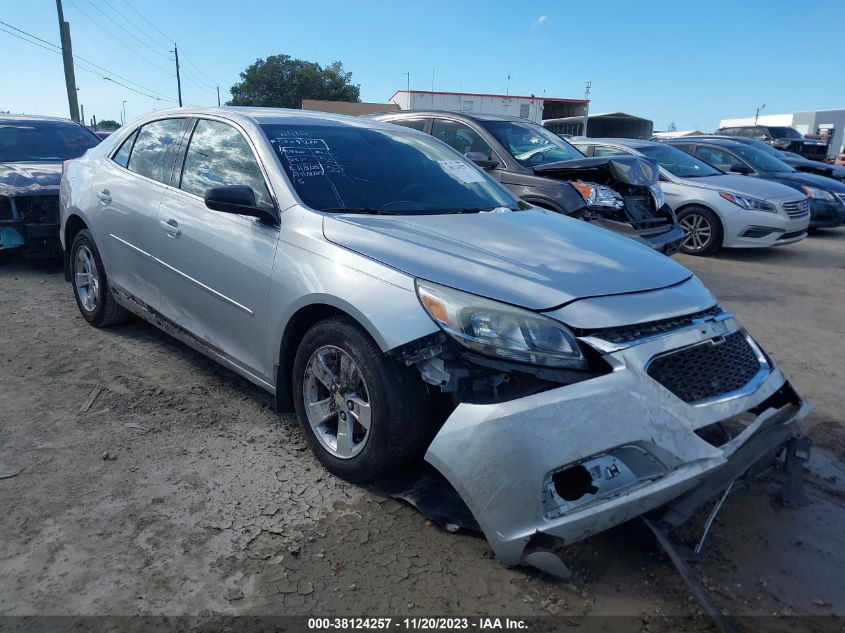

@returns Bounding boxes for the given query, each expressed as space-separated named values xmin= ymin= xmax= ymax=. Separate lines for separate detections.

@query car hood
xmin=0 ymin=162 xmax=62 ymax=195
xmin=532 ymin=155 xmax=659 ymax=187
xmin=757 ymin=170 xmax=845 ymax=193
xmin=672 ymin=173 xmax=803 ymax=199
xmin=323 ymin=210 xmax=691 ymax=311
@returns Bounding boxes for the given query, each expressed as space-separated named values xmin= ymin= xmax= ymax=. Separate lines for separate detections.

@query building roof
xmin=388 ymin=89 xmax=588 ymax=104
xmin=301 ymin=100 xmax=399 ymax=115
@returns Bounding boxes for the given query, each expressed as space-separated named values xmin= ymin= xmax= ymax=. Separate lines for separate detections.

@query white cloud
xmin=531 ymin=15 xmax=548 ymax=28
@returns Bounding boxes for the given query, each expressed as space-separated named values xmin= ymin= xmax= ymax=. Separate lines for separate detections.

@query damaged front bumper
xmin=424 ymin=313 xmax=810 ymax=572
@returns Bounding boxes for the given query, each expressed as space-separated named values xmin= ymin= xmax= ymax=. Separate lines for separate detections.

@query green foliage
xmin=227 ymin=54 xmax=360 ymax=108
xmin=97 ymin=119 xmax=121 ymax=130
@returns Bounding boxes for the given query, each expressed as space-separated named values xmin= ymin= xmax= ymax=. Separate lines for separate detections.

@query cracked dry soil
xmin=1 ymin=230 xmax=844 ymax=630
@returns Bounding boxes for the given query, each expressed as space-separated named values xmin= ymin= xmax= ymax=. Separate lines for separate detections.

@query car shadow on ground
xmin=710 ymin=231 xmax=845 ymax=268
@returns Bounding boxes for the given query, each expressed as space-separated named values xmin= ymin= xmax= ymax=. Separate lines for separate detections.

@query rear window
xmin=0 ymin=120 xmax=100 ymax=162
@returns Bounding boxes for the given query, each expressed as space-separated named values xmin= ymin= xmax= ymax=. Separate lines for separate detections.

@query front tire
xmin=677 ymin=206 xmax=723 ymax=256
xmin=70 ymin=229 xmax=131 ymax=327
xmin=292 ymin=316 xmax=432 ymax=483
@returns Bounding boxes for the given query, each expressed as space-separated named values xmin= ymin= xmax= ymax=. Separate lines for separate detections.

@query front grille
xmin=14 ymin=195 xmax=60 ymax=224
xmin=622 ymin=193 xmax=671 ymax=232
xmin=584 ymin=305 xmax=725 ymax=345
xmin=782 ymin=198 xmax=809 ymax=218
xmin=647 ymin=331 xmax=762 ymax=403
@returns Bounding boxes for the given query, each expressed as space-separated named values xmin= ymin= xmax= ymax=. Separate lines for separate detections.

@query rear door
xmin=154 ymin=117 xmax=280 ymax=381
xmin=91 ymin=117 xmax=188 ymax=310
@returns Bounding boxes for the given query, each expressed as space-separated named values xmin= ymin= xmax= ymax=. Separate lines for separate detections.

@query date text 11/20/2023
xmin=307 ymin=617 xmax=529 ymax=630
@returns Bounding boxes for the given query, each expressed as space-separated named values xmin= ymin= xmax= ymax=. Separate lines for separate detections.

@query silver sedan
xmin=60 ymin=107 xmax=809 ymax=576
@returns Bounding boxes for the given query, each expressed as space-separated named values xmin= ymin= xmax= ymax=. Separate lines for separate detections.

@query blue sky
xmin=2 ymin=0 xmax=843 ymax=130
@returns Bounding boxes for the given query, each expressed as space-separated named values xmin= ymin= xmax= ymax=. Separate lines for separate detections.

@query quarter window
xmin=126 ymin=118 xmax=186 ymax=184
xmin=430 ymin=119 xmax=495 ymax=162
xmin=112 ymin=129 xmax=138 ymax=168
xmin=180 ymin=119 xmax=272 ymax=208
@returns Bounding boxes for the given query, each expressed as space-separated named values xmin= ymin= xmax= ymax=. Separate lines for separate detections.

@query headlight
xmin=801 ymin=185 xmax=835 ymax=201
xmin=650 ymin=184 xmax=666 ymax=209
xmin=718 ymin=191 xmax=776 ymax=212
xmin=572 ymin=181 xmax=625 ymax=209
xmin=415 ymin=280 xmax=586 ymax=369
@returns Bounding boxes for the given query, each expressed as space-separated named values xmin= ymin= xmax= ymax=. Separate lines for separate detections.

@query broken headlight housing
xmin=572 ymin=181 xmax=625 ymax=210
xmin=415 ymin=280 xmax=586 ymax=369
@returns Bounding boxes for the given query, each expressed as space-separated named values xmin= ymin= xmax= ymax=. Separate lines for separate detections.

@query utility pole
xmin=55 ymin=0 xmax=80 ymax=122
xmin=173 ymin=45 xmax=183 ymax=107
xmin=582 ymin=80 xmax=592 ymax=136
xmin=754 ymin=103 xmax=765 ymax=125
xmin=506 ymin=75 xmax=510 ymax=96
xmin=80 ymin=104 xmax=84 ymax=127
xmin=217 ymin=86 xmax=221 ymax=106
xmin=122 ymin=100 xmax=127 ymax=125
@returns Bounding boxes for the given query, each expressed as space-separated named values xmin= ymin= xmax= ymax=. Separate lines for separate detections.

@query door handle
xmin=97 ymin=190 xmax=111 ymax=204
xmin=160 ymin=218 xmax=181 ymax=236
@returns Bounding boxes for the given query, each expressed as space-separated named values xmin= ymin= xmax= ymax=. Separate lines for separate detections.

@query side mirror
xmin=204 ymin=185 xmax=277 ymax=223
xmin=729 ymin=164 xmax=753 ymax=175
xmin=466 ymin=152 xmax=500 ymax=170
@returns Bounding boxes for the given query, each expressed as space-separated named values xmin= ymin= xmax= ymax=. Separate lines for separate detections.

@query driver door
xmin=430 ymin=118 xmax=504 ymax=182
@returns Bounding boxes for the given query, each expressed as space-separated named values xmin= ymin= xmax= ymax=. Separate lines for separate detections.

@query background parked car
xmin=573 ymin=139 xmax=809 ymax=256
xmin=715 ymin=125 xmax=828 ymax=161
xmin=675 ymin=135 xmax=845 ymax=182
xmin=366 ymin=111 xmax=683 ymax=253
xmin=666 ymin=137 xmax=845 ymax=229
xmin=1 ymin=115 xmax=100 ymax=259
xmin=836 ymin=151 xmax=845 ymax=167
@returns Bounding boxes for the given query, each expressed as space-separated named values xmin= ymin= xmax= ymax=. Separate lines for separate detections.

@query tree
xmin=227 ymin=54 xmax=360 ymax=108
xmin=97 ymin=119 xmax=121 ymax=130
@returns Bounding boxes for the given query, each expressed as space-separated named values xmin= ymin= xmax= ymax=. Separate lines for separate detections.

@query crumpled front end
xmin=423 ymin=308 xmax=809 ymax=572
xmin=0 ymin=193 xmax=62 ymax=259
xmin=535 ymin=156 xmax=682 ymax=252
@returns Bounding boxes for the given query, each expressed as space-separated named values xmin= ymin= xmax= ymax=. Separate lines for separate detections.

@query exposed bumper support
xmin=423 ymin=318 xmax=810 ymax=575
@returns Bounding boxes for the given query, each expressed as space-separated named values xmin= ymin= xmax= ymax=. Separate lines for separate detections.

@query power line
xmin=101 ymin=0 xmax=169 ymax=53
xmin=180 ymin=51 xmax=218 ymax=87
xmin=65 ymin=0 xmax=174 ymax=77
xmin=0 ymin=20 xmax=178 ymax=104
xmin=81 ymin=0 xmax=170 ymax=61
xmin=121 ymin=0 xmax=172 ymax=46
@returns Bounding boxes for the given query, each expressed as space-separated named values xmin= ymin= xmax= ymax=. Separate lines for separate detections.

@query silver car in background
xmin=60 ymin=107 xmax=809 ymax=575
xmin=573 ymin=139 xmax=810 ymax=255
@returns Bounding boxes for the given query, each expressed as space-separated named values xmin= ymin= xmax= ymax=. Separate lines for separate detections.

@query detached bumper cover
xmin=424 ymin=315 xmax=809 ymax=568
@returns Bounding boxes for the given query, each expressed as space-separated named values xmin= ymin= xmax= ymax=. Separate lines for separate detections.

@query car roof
xmin=366 ymin=109 xmax=531 ymax=123
xmin=573 ymin=137 xmax=656 ymax=149
xmin=125 ymin=106 xmax=417 ymax=134
xmin=0 ymin=114 xmax=84 ymax=125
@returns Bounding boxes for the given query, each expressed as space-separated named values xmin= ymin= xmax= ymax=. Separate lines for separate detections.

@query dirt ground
xmin=1 ymin=230 xmax=844 ymax=629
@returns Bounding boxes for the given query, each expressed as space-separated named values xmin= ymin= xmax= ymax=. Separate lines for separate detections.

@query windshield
xmin=768 ymin=126 xmax=803 ymax=139
xmin=0 ymin=120 xmax=100 ymax=162
xmin=479 ymin=120 xmax=584 ymax=166
xmin=638 ymin=144 xmax=722 ymax=178
xmin=731 ymin=145 xmax=795 ymax=173
xmin=262 ymin=124 xmax=519 ymax=214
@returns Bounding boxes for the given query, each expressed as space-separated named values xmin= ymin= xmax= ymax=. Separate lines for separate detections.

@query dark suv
xmin=366 ymin=111 xmax=682 ymax=252
xmin=715 ymin=125 xmax=828 ymax=161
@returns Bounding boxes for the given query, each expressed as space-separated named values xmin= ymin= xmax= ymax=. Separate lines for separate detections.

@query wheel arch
xmin=275 ymin=300 xmax=386 ymax=413
xmin=63 ymin=214 xmax=89 ymax=281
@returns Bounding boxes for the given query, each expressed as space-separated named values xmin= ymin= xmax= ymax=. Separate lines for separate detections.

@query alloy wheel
xmin=679 ymin=213 xmax=713 ymax=252
xmin=74 ymin=245 xmax=100 ymax=312
xmin=303 ymin=345 xmax=372 ymax=459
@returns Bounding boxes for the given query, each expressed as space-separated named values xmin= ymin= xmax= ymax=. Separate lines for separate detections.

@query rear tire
xmin=70 ymin=229 xmax=131 ymax=327
xmin=292 ymin=316 xmax=432 ymax=483
xmin=677 ymin=206 xmax=723 ymax=256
